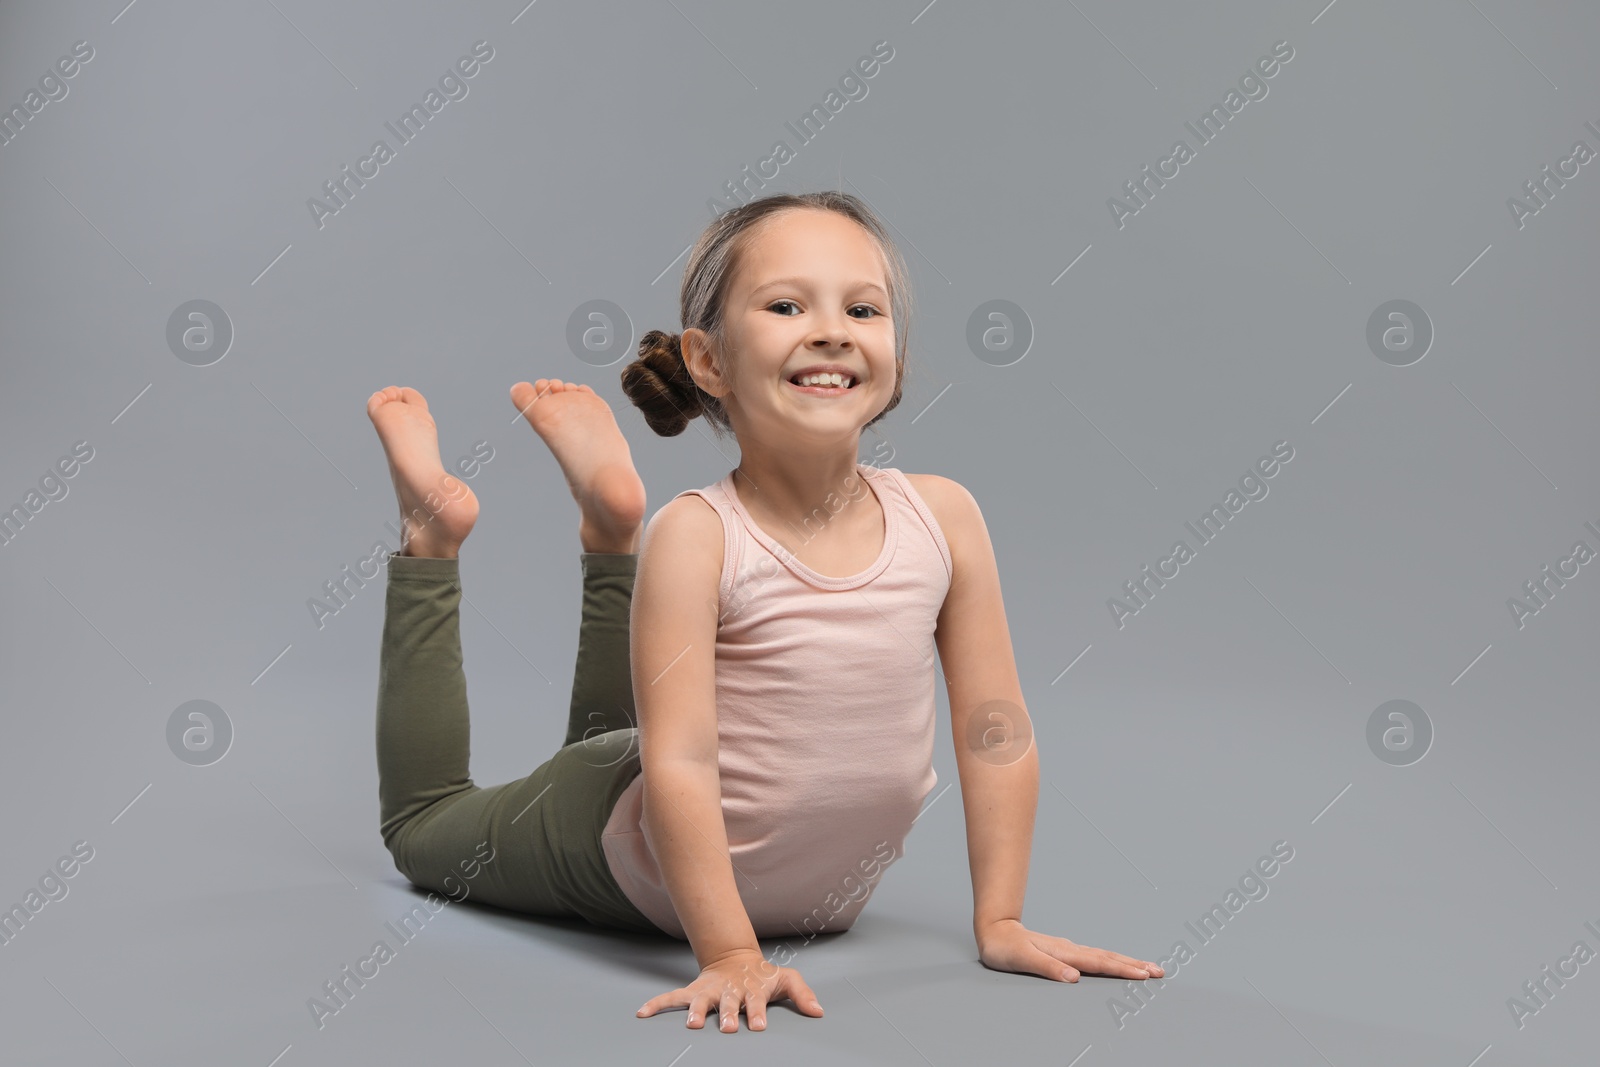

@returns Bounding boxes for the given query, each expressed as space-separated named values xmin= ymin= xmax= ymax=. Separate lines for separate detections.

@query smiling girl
xmin=366 ymin=190 xmax=1162 ymax=1037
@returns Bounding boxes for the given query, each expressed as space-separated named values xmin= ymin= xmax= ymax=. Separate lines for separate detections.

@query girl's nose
xmin=809 ymin=319 xmax=852 ymax=347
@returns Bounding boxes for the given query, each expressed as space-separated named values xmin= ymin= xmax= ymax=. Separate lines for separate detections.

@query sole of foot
xmin=509 ymin=378 xmax=645 ymax=554
xmin=366 ymin=386 xmax=480 ymax=558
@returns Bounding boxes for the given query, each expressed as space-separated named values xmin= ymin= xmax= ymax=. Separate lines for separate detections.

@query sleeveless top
xmin=600 ymin=463 xmax=953 ymax=940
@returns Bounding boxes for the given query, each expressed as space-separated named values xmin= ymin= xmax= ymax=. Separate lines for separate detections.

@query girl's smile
xmin=784 ymin=377 xmax=858 ymax=396
xmin=784 ymin=362 xmax=863 ymax=397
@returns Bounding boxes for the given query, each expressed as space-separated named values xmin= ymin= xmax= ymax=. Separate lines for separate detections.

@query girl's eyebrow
xmin=750 ymin=276 xmax=889 ymax=299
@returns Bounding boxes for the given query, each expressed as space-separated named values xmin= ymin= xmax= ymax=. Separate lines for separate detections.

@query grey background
xmin=1 ymin=0 xmax=1596 ymax=1064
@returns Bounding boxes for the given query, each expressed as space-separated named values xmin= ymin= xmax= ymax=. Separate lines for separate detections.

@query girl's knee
xmin=380 ymin=810 xmax=450 ymax=891
xmin=378 ymin=786 xmax=481 ymax=878
xmin=382 ymin=802 xmax=499 ymax=899
xmin=382 ymin=823 xmax=427 ymax=888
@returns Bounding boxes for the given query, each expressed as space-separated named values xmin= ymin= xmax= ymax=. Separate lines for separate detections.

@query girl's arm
xmin=921 ymin=475 xmax=1165 ymax=984
xmin=631 ymin=496 xmax=761 ymax=967
xmin=924 ymin=476 xmax=1035 ymax=934
xmin=631 ymin=498 xmax=828 ymax=1032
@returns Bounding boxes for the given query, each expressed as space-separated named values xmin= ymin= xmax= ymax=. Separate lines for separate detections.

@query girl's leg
xmin=367 ymin=383 xmax=657 ymax=933
xmin=505 ymin=379 xmax=654 ymax=928
xmin=509 ymin=377 xmax=648 ymax=755
xmin=565 ymin=552 xmax=640 ymax=747
xmin=376 ymin=553 xmax=655 ymax=932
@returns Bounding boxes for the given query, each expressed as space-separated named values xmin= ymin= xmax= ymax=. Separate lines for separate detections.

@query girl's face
xmin=704 ymin=208 xmax=897 ymax=450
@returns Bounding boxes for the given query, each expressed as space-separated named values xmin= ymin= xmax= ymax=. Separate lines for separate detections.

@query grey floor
xmin=3 ymin=1 xmax=1598 ymax=1064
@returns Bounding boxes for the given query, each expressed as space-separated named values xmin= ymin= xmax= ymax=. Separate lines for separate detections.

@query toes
xmin=367 ymin=385 xmax=402 ymax=416
xmin=510 ymin=378 xmax=602 ymax=417
xmin=512 ymin=379 xmax=583 ymax=415
xmin=369 ymin=385 xmax=427 ymax=413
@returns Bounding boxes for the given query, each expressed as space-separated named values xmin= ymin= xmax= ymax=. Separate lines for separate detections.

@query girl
xmin=367 ymin=190 xmax=1164 ymax=1036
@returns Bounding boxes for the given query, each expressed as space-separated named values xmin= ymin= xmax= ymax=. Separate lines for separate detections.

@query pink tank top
xmin=601 ymin=463 xmax=952 ymax=940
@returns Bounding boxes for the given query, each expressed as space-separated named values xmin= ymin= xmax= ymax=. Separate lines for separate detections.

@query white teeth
xmin=793 ymin=372 xmax=852 ymax=388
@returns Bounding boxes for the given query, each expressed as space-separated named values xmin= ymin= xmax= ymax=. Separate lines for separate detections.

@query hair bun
xmin=640 ymin=329 xmax=681 ymax=359
xmin=621 ymin=329 xmax=702 ymax=436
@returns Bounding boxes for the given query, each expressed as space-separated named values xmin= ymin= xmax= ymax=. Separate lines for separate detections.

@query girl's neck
xmin=732 ymin=449 xmax=867 ymax=524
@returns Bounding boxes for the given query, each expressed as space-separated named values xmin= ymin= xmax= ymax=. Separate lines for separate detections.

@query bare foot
xmin=509 ymin=379 xmax=645 ymax=554
xmin=366 ymin=386 xmax=479 ymax=558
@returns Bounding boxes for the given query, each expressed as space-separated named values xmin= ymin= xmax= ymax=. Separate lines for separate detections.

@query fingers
xmin=1030 ymin=940 xmax=1150 ymax=982
xmin=718 ymin=988 xmax=741 ymax=1032
xmin=1067 ymin=945 xmax=1163 ymax=979
xmin=635 ymin=988 xmax=683 ymax=1019
xmin=1094 ymin=948 xmax=1164 ymax=978
xmin=640 ymin=988 xmax=717 ymax=1028
xmin=701 ymin=978 xmax=748 ymax=1032
xmin=746 ymin=990 xmax=769 ymax=1031
xmin=686 ymin=990 xmax=716 ymax=1029
xmin=1025 ymin=945 xmax=1079 ymax=982
xmin=636 ymin=967 xmax=826 ymax=1030
xmin=784 ymin=973 xmax=825 ymax=1017
xmin=1100 ymin=953 xmax=1152 ymax=972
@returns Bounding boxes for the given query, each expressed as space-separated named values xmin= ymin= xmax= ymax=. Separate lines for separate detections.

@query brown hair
xmin=620 ymin=191 xmax=913 ymax=438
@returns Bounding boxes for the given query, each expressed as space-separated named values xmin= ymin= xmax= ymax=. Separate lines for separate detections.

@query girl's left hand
xmin=976 ymin=919 xmax=1165 ymax=983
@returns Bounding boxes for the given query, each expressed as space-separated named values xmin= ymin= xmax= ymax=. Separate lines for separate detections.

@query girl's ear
xmin=683 ymin=328 xmax=732 ymax=399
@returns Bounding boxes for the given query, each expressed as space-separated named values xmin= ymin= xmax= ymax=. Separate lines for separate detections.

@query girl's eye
xmin=766 ymin=301 xmax=881 ymax=318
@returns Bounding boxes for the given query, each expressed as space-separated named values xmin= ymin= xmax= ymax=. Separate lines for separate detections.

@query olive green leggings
xmin=375 ymin=551 xmax=663 ymax=936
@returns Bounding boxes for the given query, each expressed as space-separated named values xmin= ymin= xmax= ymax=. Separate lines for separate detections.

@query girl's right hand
xmin=635 ymin=948 xmax=824 ymax=1032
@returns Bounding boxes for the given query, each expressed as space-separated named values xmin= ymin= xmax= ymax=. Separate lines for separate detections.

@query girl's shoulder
xmin=896 ymin=470 xmax=979 ymax=566
xmin=897 ymin=470 xmax=963 ymax=514
xmin=646 ymin=489 xmax=727 ymax=560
